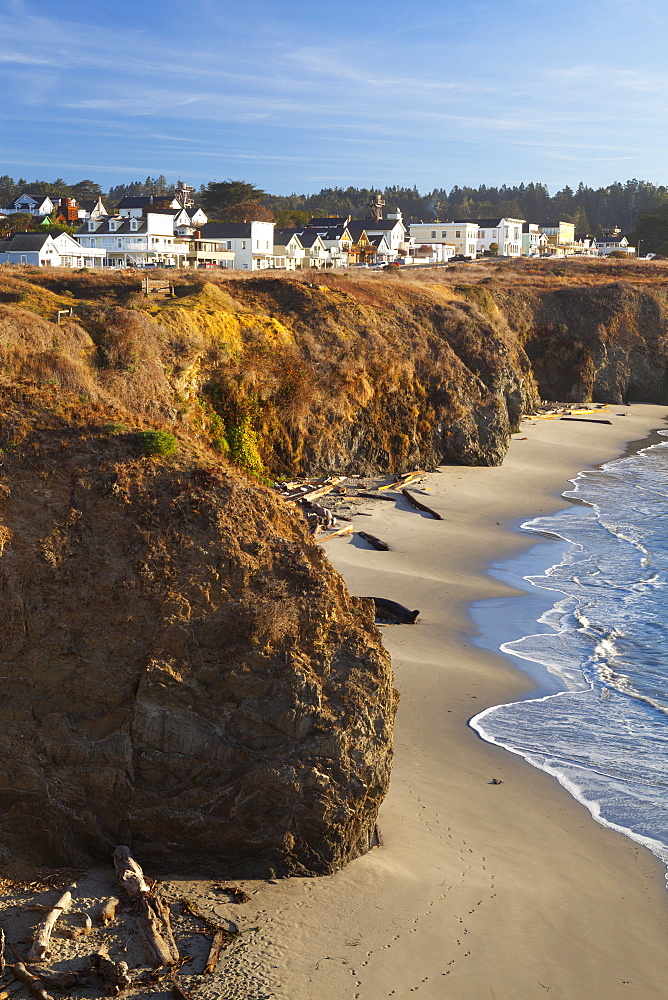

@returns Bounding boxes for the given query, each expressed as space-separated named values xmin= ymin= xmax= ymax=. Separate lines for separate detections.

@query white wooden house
xmin=197 ymin=221 xmax=275 ymax=270
xmin=74 ymin=212 xmax=180 ymax=266
xmin=273 ymin=229 xmax=308 ymax=269
xmin=0 ymin=230 xmax=105 ymax=266
xmin=409 ymin=222 xmax=479 ymax=258
xmin=474 ymin=218 xmax=524 ymax=257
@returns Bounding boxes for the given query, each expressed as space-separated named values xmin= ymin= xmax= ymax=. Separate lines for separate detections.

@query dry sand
xmin=233 ymin=403 xmax=668 ymax=1000
xmin=3 ymin=405 xmax=668 ymax=1000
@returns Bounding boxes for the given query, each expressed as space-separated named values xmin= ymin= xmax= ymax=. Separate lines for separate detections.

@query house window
xmin=130 ymin=219 xmax=138 ymax=231
xmin=456 ymin=231 xmax=461 ymax=238
xmin=20 ymin=255 xmax=27 ymax=264
xmin=241 ymin=241 xmax=246 ymax=250
xmin=226 ymin=241 xmax=232 ymax=250
xmin=441 ymin=231 xmax=446 ymax=238
xmin=431 ymin=231 xmax=436 ymax=239
xmin=88 ymin=221 xmax=96 ymax=231
xmin=109 ymin=220 xmax=116 ymax=232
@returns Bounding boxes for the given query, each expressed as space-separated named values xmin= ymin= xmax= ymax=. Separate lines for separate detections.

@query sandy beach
xmin=3 ymin=404 xmax=668 ymax=1000
xmin=214 ymin=403 xmax=668 ymax=1000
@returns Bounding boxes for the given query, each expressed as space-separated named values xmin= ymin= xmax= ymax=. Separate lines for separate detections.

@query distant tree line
xmin=3 ymin=173 xmax=668 ymax=245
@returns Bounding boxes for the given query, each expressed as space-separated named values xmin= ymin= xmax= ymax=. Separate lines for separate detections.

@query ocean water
xmin=470 ymin=431 xmax=668 ymax=873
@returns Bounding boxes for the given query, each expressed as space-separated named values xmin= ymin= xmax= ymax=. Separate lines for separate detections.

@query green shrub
xmin=225 ymin=415 xmax=264 ymax=474
xmin=135 ymin=429 xmax=178 ymax=458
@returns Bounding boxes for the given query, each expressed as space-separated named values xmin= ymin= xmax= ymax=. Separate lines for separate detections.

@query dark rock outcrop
xmin=0 ymin=399 xmax=395 ymax=875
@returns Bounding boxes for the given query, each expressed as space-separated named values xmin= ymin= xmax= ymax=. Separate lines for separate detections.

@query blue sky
xmin=1 ymin=0 xmax=667 ymax=195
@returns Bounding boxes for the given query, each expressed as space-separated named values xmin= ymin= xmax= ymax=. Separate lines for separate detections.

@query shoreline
xmin=232 ymin=403 xmax=668 ymax=999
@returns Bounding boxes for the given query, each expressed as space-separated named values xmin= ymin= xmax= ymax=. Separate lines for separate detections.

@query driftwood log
xmin=358 ymin=531 xmax=391 ymax=551
xmin=203 ymin=929 xmax=226 ymax=975
xmin=172 ymin=984 xmax=191 ymax=1000
xmin=378 ymin=471 xmax=426 ymax=491
xmin=91 ymin=950 xmax=132 ymax=994
xmin=139 ymin=895 xmax=179 ymax=968
xmin=317 ymin=524 xmax=354 ymax=542
xmin=26 ymin=888 xmax=74 ymax=961
xmin=0 ymin=926 xmax=5 ymax=972
xmin=11 ymin=963 xmax=54 ymax=1000
xmin=560 ymin=417 xmax=612 ymax=425
xmin=401 ymin=489 xmax=442 ymax=520
xmin=33 ymin=970 xmax=83 ymax=991
xmin=97 ymin=896 xmax=120 ymax=926
xmin=113 ymin=846 xmax=151 ymax=899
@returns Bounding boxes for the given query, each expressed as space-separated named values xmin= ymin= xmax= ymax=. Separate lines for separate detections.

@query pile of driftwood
xmin=273 ymin=470 xmax=442 ymax=546
xmin=0 ymin=848 xmax=247 ymax=1000
xmin=526 ymin=402 xmax=613 ymax=425
xmin=274 ymin=471 xmax=445 ymax=628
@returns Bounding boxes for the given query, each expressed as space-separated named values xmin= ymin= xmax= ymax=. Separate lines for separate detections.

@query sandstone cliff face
xmin=494 ymin=280 xmax=668 ymax=404
xmin=0 ymin=384 xmax=395 ymax=875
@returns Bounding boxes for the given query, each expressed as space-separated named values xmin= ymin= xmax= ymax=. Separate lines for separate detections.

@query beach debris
xmin=113 ymin=846 xmax=151 ymax=899
xmin=378 ymin=471 xmax=427 ymax=491
xmin=11 ymin=962 xmax=55 ymax=1000
xmin=358 ymin=531 xmax=391 ymax=551
xmin=91 ymin=949 xmax=133 ymax=995
xmin=204 ymin=929 xmax=227 ymax=975
xmin=373 ymin=823 xmax=383 ymax=848
xmin=489 ymin=778 xmax=504 ymax=785
xmin=560 ymin=416 xmax=612 ymax=425
xmin=31 ymin=969 xmax=86 ymax=991
xmin=113 ymin=847 xmax=179 ymax=968
xmin=138 ymin=894 xmax=180 ymax=968
xmin=363 ymin=597 xmax=420 ymax=624
xmin=26 ymin=887 xmax=74 ymax=961
xmin=401 ymin=489 xmax=443 ymax=520
xmin=317 ymin=524 xmax=354 ymax=543
xmin=0 ymin=926 xmax=5 ymax=973
xmin=97 ymin=896 xmax=120 ymax=926
xmin=215 ymin=886 xmax=250 ymax=904
xmin=172 ymin=984 xmax=191 ymax=1000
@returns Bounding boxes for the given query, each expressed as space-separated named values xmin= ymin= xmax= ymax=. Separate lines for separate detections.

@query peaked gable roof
xmin=0 ymin=231 xmax=53 ymax=251
xmin=75 ymin=216 xmax=147 ymax=235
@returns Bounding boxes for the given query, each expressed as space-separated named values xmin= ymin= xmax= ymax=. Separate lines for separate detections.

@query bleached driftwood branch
xmin=26 ymin=888 xmax=74 ymax=961
xmin=113 ymin=846 xmax=151 ymax=899
xmin=138 ymin=895 xmax=179 ymax=967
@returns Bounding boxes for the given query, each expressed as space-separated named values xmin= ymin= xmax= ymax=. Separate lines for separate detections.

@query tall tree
xmin=200 ymin=180 xmax=268 ymax=218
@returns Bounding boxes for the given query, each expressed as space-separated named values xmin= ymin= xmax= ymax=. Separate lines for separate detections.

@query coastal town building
xmin=74 ymin=212 xmax=180 ymax=267
xmin=2 ymin=192 xmax=59 ymax=216
xmin=183 ymin=231 xmax=235 ymax=269
xmin=197 ymin=221 xmax=275 ymax=270
xmin=473 ymin=218 xmax=524 ymax=257
xmin=115 ymin=195 xmax=181 ymax=218
xmin=539 ymin=220 xmax=576 ymax=256
xmin=0 ymin=230 xmax=105 ymax=267
xmin=409 ymin=222 xmax=479 ymax=258
xmin=302 ymin=221 xmax=353 ymax=266
xmin=521 ymin=222 xmax=547 ymax=256
xmin=273 ymin=229 xmax=308 ymax=269
xmin=596 ymin=233 xmax=635 ymax=256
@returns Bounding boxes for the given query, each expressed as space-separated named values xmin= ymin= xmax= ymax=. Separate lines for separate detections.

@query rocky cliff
xmin=2 ymin=258 xmax=668 ymax=874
